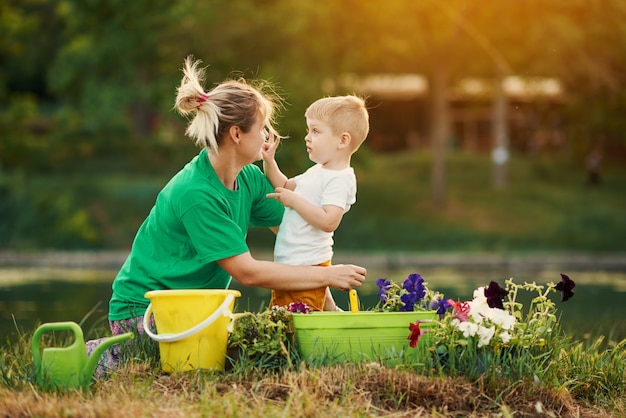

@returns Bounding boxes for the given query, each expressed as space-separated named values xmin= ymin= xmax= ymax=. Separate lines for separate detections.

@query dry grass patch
xmin=0 ymin=363 xmax=620 ymax=417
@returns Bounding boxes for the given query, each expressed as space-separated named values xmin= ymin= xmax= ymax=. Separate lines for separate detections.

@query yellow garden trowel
xmin=349 ymin=289 xmax=359 ymax=313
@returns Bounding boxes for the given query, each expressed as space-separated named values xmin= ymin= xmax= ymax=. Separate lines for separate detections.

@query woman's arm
xmin=217 ymin=252 xmax=366 ymax=291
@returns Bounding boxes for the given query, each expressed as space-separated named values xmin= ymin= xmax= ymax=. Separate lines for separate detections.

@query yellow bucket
xmin=143 ymin=289 xmax=240 ymax=373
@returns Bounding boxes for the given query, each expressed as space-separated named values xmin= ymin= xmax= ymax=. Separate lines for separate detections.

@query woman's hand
xmin=327 ymin=264 xmax=367 ymax=291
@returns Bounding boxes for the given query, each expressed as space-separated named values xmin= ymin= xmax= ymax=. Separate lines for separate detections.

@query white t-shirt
xmin=274 ymin=164 xmax=356 ymax=265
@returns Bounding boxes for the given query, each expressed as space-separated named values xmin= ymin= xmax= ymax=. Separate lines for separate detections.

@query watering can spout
xmin=83 ymin=331 xmax=134 ymax=382
xmin=32 ymin=321 xmax=133 ymax=390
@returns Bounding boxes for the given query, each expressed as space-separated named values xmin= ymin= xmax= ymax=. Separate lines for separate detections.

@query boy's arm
xmin=267 ymin=188 xmax=345 ymax=232
xmin=325 ymin=287 xmax=343 ymax=311
xmin=263 ymin=158 xmax=296 ymax=190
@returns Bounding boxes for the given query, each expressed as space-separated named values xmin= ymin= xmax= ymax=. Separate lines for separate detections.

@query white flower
xmin=499 ymin=331 xmax=511 ymax=344
xmin=473 ymin=287 xmax=487 ymax=302
xmin=488 ymin=308 xmax=516 ymax=330
xmin=477 ymin=325 xmax=495 ymax=347
xmin=467 ymin=300 xmax=489 ymax=324
xmin=456 ymin=320 xmax=478 ymax=337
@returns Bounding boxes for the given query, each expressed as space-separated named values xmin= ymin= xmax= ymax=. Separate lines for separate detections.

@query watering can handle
xmin=32 ymin=321 xmax=84 ymax=374
xmin=142 ymin=293 xmax=235 ymax=343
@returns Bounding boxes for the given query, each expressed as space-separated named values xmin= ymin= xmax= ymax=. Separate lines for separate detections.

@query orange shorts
xmin=269 ymin=260 xmax=331 ymax=312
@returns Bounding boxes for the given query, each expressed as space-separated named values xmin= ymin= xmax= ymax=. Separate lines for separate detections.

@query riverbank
xmin=3 ymin=249 xmax=626 ymax=344
xmin=2 ymin=249 xmax=626 ymax=272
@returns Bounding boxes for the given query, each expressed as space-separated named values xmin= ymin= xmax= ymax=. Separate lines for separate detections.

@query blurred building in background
xmin=327 ymin=74 xmax=565 ymax=154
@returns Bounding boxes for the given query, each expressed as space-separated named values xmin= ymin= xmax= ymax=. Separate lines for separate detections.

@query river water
xmin=1 ymin=251 xmax=625 ymax=343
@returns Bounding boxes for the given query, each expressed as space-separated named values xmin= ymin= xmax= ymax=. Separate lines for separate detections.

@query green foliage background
xmin=3 ymin=150 xmax=624 ymax=252
xmin=1 ymin=0 xmax=625 ymax=251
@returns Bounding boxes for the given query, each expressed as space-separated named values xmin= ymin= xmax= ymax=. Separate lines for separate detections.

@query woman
xmin=87 ymin=56 xmax=366 ymax=374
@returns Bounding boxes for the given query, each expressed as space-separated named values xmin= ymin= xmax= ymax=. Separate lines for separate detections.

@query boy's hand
xmin=266 ymin=187 xmax=297 ymax=208
xmin=261 ymin=133 xmax=281 ymax=162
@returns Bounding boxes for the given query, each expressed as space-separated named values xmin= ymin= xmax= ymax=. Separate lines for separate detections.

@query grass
xmin=328 ymin=150 xmax=626 ymax=253
xmin=2 ymin=314 xmax=624 ymax=417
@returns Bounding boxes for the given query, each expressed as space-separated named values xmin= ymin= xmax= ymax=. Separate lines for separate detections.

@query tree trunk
xmin=491 ymin=74 xmax=509 ymax=189
xmin=430 ymin=69 xmax=449 ymax=208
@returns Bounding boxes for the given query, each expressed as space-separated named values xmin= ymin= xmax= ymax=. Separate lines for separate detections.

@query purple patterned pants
xmin=85 ymin=315 xmax=155 ymax=378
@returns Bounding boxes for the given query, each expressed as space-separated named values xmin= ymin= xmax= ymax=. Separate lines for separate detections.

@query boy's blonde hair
xmin=305 ymin=95 xmax=370 ymax=150
xmin=175 ymin=56 xmax=281 ymax=153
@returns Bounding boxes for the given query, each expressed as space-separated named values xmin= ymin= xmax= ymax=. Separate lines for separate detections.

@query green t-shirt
xmin=109 ymin=149 xmax=284 ymax=320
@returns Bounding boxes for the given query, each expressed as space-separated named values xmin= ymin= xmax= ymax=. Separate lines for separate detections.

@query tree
xmin=48 ymin=0 xmax=193 ymax=146
xmin=0 ymin=0 xmax=65 ymax=170
xmin=355 ymin=0 xmax=516 ymax=205
xmin=542 ymin=0 xmax=626 ymax=156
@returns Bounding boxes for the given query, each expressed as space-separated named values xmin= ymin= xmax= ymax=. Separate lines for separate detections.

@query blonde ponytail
xmin=174 ymin=56 xmax=282 ymax=154
xmin=175 ymin=56 xmax=221 ymax=151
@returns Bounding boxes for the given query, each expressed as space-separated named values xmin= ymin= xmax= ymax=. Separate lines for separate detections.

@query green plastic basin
xmin=291 ymin=311 xmax=438 ymax=363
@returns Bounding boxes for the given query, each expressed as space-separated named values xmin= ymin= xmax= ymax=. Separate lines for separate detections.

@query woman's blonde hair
xmin=305 ymin=95 xmax=370 ymax=149
xmin=175 ymin=56 xmax=281 ymax=152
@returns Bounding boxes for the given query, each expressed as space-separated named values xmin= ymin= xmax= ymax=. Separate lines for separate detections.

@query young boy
xmin=262 ymin=95 xmax=369 ymax=311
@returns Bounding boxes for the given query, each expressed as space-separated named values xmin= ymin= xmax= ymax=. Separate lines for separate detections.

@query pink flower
xmin=447 ymin=299 xmax=471 ymax=322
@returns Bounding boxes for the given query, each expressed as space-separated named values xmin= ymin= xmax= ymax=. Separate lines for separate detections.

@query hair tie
xmin=196 ymin=93 xmax=209 ymax=109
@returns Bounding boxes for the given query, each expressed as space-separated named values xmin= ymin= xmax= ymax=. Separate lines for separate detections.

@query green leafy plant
xmin=227 ymin=305 xmax=296 ymax=372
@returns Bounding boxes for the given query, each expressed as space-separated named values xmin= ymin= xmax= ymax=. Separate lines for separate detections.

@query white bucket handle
xmin=142 ymin=293 xmax=235 ymax=343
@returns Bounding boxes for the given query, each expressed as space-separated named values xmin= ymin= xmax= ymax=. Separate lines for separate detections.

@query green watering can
xmin=32 ymin=321 xmax=134 ymax=390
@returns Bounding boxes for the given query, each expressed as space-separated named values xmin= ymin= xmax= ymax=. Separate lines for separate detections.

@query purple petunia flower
xmin=432 ymin=297 xmax=452 ymax=317
xmin=403 ymin=273 xmax=427 ymax=301
xmin=288 ymin=301 xmax=311 ymax=314
xmin=555 ymin=273 xmax=576 ymax=302
xmin=400 ymin=293 xmax=418 ymax=311
xmin=376 ymin=278 xmax=392 ymax=302
xmin=484 ymin=281 xmax=508 ymax=310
